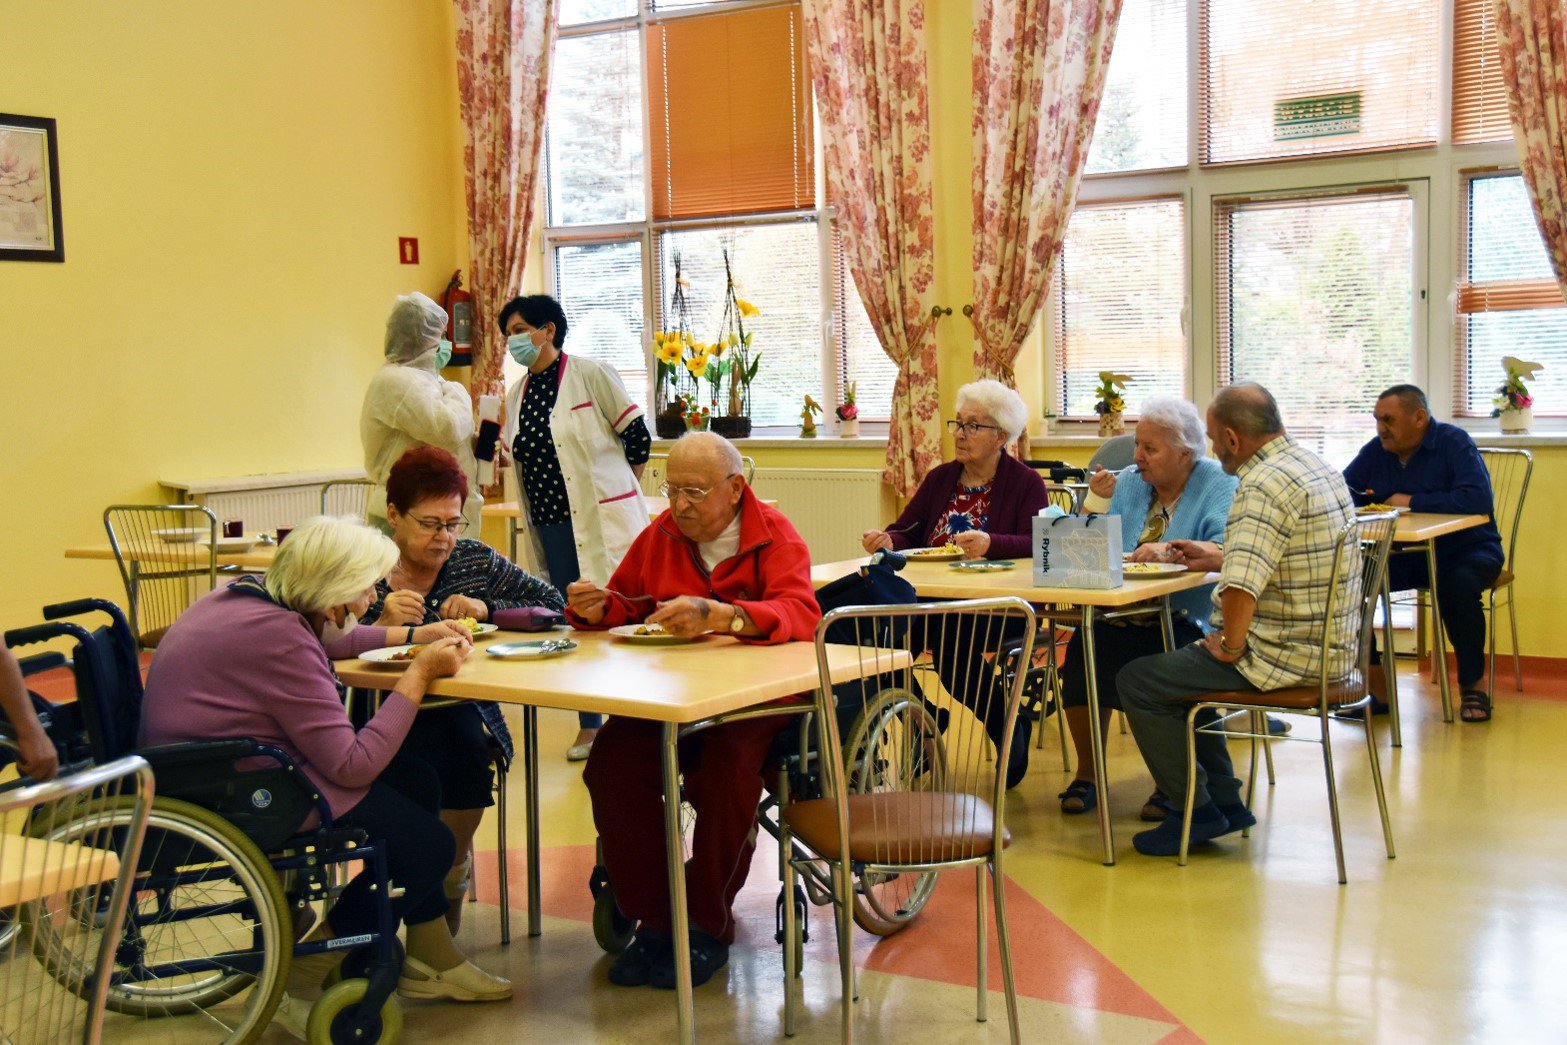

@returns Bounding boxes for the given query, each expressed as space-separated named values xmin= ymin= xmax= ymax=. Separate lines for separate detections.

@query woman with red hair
xmin=362 ymin=446 xmax=563 ymax=933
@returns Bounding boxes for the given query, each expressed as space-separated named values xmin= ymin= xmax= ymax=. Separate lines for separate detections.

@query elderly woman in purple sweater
xmin=861 ymin=380 xmax=1049 ymax=788
xmin=139 ymin=515 xmax=513 ymax=1020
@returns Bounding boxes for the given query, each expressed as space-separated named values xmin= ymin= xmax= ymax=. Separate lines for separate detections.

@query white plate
xmin=154 ymin=527 xmax=206 ymax=544
xmin=486 ymin=639 xmax=577 ymax=660
xmin=904 ymin=545 xmax=964 ymax=562
xmin=462 ymin=622 xmax=499 ymax=636
xmin=199 ymin=536 xmax=258 ymax=553
xmin=359 ymin=644 xmax=418 ymax=664
xmin=1356 ymin=504 xmax=1409 ymax=516
xmin=608 ymin=624 xmax=700 ymax=645
xmin=1121 ymin=562 xmax=1188 ymax=578
xmin=949 ymin=560 xmax=1016 ymax=572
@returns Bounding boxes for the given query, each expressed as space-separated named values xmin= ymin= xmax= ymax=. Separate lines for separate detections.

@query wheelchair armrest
xmin=139 ymin=739 xmax=275 ymax=774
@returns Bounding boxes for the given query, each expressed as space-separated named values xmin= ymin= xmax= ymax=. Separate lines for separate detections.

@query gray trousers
xmin=1116 ymin=644 xmax=1253 ymax=809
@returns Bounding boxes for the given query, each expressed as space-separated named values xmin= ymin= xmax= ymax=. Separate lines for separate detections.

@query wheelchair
xmin=5 ymin=599 xmax=406 ymax=1044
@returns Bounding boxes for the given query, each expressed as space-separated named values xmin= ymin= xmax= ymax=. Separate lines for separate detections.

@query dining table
xmin=63 ymin=537 xmax=279 ymax=571
xmin=809 ymin=554 xmax=1217 ymax=865
xmin=336 ymin=625 xmax=907 ymax=1044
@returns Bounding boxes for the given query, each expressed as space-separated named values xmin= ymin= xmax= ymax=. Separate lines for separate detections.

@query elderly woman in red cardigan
xmin=862 ymin=379 xmax=1049 ymax=789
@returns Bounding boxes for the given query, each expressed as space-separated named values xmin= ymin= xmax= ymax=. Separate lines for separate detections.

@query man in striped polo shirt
xmin=1117 ymin=383 xmax=1357 ymax=858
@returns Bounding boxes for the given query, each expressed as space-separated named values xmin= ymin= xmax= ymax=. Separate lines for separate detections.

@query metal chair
xmin=1175 ymin=512 xmax=1399 ymax=882
xmin=321 ymin=477 xmax=374 ymax=518
xmin=780 ymin=598 xmax=1037 ymax=1042
xmin=1087 ymin=434 xmax=1135 ymax=473
xmin=102 ymin=504 xmax=219 ymax=649
xmin=1479 ymin=448 xmax=1531 ymax=698
xmin=640 ymin=451 xmax=756 ymax=496
xmin=1 ymin=747 xmax=154 ymax=1045
xmin=1044 ymin=482 xmax=1082 ymax=514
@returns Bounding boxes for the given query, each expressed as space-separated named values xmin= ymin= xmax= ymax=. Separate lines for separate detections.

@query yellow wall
xmin=0 ymin=2 xmax=466 ymax=627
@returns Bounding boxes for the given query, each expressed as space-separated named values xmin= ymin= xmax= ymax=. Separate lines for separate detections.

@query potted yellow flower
xmin=654 ymin=253 xmax=698 ymax=439
xmin=710 ymin=249 xmax=761 ymax=440
xmin=1094 ymin=371 xmax=1131 ymax=437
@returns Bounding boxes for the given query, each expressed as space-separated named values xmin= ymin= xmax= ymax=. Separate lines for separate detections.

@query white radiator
xmin=751 ymin=468 xmax=891 ymax=563
xmin=161 ymin=469 xmax=367 ymax=534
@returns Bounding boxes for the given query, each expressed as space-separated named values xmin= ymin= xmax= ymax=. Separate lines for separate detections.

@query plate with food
xmin=904 ymin=545 xmax=965 ymax=562
xmin=359 ymin=644 xmax=422 ymax=664
xmin=453 ymin=617 xmax=499 ymax=636
xmin=486 ymin=639 xmax=576 ymax=660
xmin=949 ymin=560 xmax=1015 ymax=572
xmin=1121 ymin=562 xmax=1188 ymax=578
xmin=608 ymin=623 xmax=701 ymax=645
xmin=154 ymin=527 xmax=207 ymax=544
xmin=1356 ymin=503 xmax=1409 ymax=515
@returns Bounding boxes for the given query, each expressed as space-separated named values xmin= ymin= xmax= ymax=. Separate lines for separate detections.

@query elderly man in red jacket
xmin=567 ymin=431 xmax=820 ymax=991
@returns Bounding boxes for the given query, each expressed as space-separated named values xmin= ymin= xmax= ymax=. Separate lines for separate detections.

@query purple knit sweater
xmin=139 ymin=585 xmax=417 ymax=818
xmin=883 ymin=454 xmax=1049 ymax=560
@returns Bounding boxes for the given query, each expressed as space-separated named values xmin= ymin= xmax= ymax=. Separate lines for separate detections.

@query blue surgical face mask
xmin=434 ymin=339 xmax=453 ymax=369
xmin=507 ymin=332 xmax=541 ymax=368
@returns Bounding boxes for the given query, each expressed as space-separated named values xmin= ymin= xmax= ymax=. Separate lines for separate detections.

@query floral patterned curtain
xmin=969 ymin=0 xmax=1122 ymax=389
xmin=1497 ymin=0 xmax=1567 ymax=296
xmin=802 ymin=0 xmax=942 ymax=497
xmin=453 ymin=0 xmax=558 ymax=403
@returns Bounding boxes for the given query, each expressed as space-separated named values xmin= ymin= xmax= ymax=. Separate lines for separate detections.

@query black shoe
xmin=1332 ymin=699 xmax=1390 ymax=722
xmin=1215 ymin=801 xmax=1257 ymax=836
xmin=607 ymin=928 xmax=671 ymax=987
xmin=650 ymin=929 xmax=730 ymax=990
xmin=1003 ymin=716 xmax=1032 ymax=790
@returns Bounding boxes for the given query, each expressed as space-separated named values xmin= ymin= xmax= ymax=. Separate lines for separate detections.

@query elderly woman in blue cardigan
xmin=863 ymin=380 xmax=1050 ymax=788
xmin=1057 ymin=396 xmax=1238 ymax=818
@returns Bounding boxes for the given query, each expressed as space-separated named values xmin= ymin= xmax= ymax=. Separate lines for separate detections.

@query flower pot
xmin=655 ymin=408 xmax=686 ymax=440
xmin=1499 ymin=406 xmax=1532 ymax=434
xmin=1098 ymin=411 xmax=1125 ymax=437
xmin=838 ymin=418 xmax=860 ymax=438
xmin=685 ymin=414 xmax=710 ymax=433
xmin=711 ymin=415 xmax=752 ymax=439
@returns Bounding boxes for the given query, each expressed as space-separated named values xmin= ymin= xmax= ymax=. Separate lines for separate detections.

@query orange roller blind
xmin=1453 ymin=0 xmax=1513 ymax=144
xmin=647 ymin=5 xmax=815 ymax=221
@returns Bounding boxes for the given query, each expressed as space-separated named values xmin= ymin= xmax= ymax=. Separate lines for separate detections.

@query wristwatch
xmin=1219 ymin=634 xmax=1247 ymax=656
xmin=729 ymin=606 xmax=746 ymax=634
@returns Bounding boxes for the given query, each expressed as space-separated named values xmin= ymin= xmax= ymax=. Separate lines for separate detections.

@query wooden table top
xmin=64 ymin=539 xmax=278 ymax=570
xmin=1391 ymin=512 xmax=1489 ymax=543
xmin=336 ymin=627 xmax=905 ymax=724
xmin=810 ymin=556 xmax=1217 ymax=606
xmin=1 ymin=834 xmax=120 ymax=907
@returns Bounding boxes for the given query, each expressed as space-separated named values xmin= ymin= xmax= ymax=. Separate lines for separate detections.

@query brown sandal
xmin=1140 ymin=790 xmax=1170 ymax=822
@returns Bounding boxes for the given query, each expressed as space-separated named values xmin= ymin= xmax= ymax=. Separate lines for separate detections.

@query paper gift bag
xmin=1032 ymin=514 xmax=1123 ymax=589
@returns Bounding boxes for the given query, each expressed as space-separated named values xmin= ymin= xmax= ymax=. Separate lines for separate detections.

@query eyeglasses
xmin=411 ymin=516 xmax=468 ymax=535
xmin=946 ymin=419 xmax=1001 ymax=436
xmin=658 ymin=475 xmax=738 ymax=504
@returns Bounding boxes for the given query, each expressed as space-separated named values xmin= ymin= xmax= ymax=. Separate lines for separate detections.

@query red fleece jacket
xmin=566 ymin=486 xmax=820 ymax=644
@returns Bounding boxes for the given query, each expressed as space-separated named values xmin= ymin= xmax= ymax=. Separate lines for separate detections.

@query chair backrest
xmin=102 ymin=505 xmax=218 ymax=649
xmin=810 ymin=598 xmax=1037 ymax=866
xmin=640 ymin=451 xmax=756 ymax=495
xmin=1301 ymin=513 xmax=1390 ymax=703
xmin=1087 ymin=434 xmax=1135 ymax=472
xmin=321 ymin=478 xmax=374 ymax=518
xmin=1353 ymin=511 xmax=1400 ymax=679
xmin=1477 ymin=448 xmax=1532 ymax=571
xmin=1044 ymin=483 xmax=1082 ymax=514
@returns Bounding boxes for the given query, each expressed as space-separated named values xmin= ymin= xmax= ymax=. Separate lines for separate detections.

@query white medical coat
xmin=359 ymin=357 xmax=482 ymax=530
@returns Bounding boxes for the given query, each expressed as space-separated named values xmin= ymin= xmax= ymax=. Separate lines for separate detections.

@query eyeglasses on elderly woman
xmin=946 ymin=419 xmax=1002 ymax=436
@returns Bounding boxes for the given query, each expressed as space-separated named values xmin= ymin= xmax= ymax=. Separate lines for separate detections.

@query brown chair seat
xmin=1187 ymin=670 xmax=1365 ymax=711
xmin=1491 ymin=568 xmax=1514 ymax=590
xmin=783 ymin=791 xmax=1010 ymax=863
xmin=137 ymin=626 xmax=170 ymax=649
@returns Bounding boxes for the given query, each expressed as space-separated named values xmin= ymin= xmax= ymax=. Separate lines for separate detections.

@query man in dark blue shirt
xmin=1342 ymin=385 xmax=1504 ymax=722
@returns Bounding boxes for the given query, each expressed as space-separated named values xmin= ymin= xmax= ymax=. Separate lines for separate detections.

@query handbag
xmin=1032 ymin=514 xmax=1124 ymax=589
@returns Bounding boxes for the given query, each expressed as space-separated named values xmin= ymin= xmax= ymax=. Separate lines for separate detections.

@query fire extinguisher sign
xmin=398 ymin=237 xmax=419 ymax=264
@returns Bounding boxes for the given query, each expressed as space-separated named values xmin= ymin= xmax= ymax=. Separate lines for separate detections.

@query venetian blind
xmin=555 ymin=241 xmax=648 ymax=400
xmin=1452 ymin=0 xmax=1513 ymax=144
xmin=1052 ymin=198 xmax=1188 ymax=418
xmin=1215 ymin=189 xmax=1416 ymax=466
xmin=647 ymin=4 xmax=815 ymax=221
xmin=833 ymin=224 xmax=898 ymax=424
xmin=1199 ymin=0 xmax=1440 ymax=166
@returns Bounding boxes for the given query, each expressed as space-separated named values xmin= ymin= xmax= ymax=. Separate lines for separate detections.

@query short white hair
xmin=265 ymin=516 xmax=399 ymax=614
xmin=672 ymin=430 xmax=745 ymax=480
xmin=955 ymin=380 xmax=1028 ymax=442
xmin=1136 ymin=396 xmax=1207 ymax=458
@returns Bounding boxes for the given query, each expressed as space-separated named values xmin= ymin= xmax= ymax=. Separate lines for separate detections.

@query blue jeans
xmin=1116 ymin=644 xmax=1250 ymax=810
xmin=534 ymin=520 xmax=602 ymax=731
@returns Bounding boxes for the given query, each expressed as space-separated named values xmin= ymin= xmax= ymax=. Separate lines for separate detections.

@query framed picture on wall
xmin=0 ymin=113 xmax=65 ymax=263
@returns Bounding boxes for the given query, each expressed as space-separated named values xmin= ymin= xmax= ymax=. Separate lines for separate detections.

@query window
xmin=542 ymin=0 xmax=895 ymax=430
xmin=1216 ymin=189 xmax=1417 ymax=464
xmin=1452 ymin=0 xmax=1513 ymax=144
xmin=1085 ymin=0 xmax=1187 ymax=175
xmin=1053 ymin=198 xmax=1188 ymax=417
xmin=1200 ymin=0 xmax=1440 ymax=165
xmin=1456 ymin=172 xmax=1567 ymax=416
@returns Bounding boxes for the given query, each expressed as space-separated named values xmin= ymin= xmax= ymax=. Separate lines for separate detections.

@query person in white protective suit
xmin=497 ymin=294 xmax=653 ymax=761
xmin=360 ymin=293 xmax=482 ymax=534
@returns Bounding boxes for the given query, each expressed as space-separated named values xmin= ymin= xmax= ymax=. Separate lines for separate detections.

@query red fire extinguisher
xmin=439 ymin=270 xmax=473 ymax=367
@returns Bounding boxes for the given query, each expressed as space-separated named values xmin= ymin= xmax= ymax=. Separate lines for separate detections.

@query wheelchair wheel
xmin=842 ymin=688 xmax=945 ymax=937
xmin=591 ymin=884 xmax=636 ymax=954
xmin=25 ymin=795 xmax=292 ymax=1043
xmin=308 ymin=978 xmax=402 ymax=1045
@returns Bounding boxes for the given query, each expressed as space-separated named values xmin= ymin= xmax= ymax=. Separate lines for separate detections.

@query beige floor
xmin=63 ymin=658 xmax=1565 ymax=1043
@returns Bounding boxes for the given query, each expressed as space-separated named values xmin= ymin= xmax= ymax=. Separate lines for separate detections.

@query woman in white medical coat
xmin=497 ymin=295 xmax=652 ymax=759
